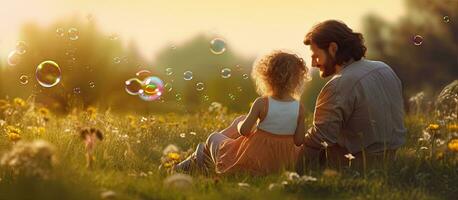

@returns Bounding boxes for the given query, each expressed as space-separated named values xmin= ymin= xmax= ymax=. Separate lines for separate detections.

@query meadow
xmin=0 ymin=97 xmax=457 ymax=200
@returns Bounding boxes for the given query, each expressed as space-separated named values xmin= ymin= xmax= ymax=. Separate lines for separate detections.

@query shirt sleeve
xmin=303 ymin=79 xmax=350 ymax=149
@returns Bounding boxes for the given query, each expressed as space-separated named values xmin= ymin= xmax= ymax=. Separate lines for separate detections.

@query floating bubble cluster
xmin=139 ymin=76 xmax=164 ymax=101
xmin=125 ymin=70 xmax=165 ymax=102
xmin=136 ymin=70 xmax=153 ymax=80
xmin=125 ymin=78 xmax=144 ymax=95
xmin=36 ymin=60 xmax=62 ymax=88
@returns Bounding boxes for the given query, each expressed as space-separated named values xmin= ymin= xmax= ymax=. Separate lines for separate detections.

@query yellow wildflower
xmin=38 ymin=107 xmax=50 ymax=116
xmin=13 ymin=98 xmax=26 ymax=107
xmin=7 ymin=132 xmax=21 ymax=142
xmin=0 ymin=99 xmax=9 ymax=110
xmin=427 ymin=123 xmax=440 ymax=131
xmin=6 ymin=126 xmax=21 ymax=134
xmin=86 ymin=106 xmax=97 ymax=119
xmin=167 ymin=152 xmax=180 ymax=160
xmin=33 ymin=127 xmax=46 ymax=136
xmin=448 ymin=139 xmax=458 ymax=152
xmin=448 ymin=124 xmax=458 ymax=132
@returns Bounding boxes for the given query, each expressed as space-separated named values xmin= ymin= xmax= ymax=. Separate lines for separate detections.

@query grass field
xmin=0 ymin=97 xmax=457 ymax=200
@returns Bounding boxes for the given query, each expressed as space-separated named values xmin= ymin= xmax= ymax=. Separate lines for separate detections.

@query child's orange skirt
xmin=215 ymin=128 xmax=301 ymax=175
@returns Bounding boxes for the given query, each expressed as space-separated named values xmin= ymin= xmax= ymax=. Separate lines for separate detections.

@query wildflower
xmin=7 ymin=132 xmax=21 ymax=142
xmin=268 ymin=183 xmax=282 ymax=191
xmin=38 ymin=107 xmax=50 ymax=116
xmin=86 ymin=106 xmax=97 ymax=119
xmin=0 ymin=99 xmax=9 ymax=110
xmin=163 ymin=173 xmax=193 ymax=189
xmin=427 ymin=123 xmax=440 ymax=131
xmin=163 ymin=144 xmax=180 ymax=155
xmin=179 ymin=133 xmax=186 ymax=138
xmin=448 ymin=124 xmax=458 ymax=132
xmin=300 ymin=175 xmax=317 ymax=182
xmin=33 ymin=126 xmax=46 ymax=136
xmin=344 ymin=153 xmax=355 ymax=160
xmin=167 ymin=152 xmax=181 ymax=160
xmin=13 ymin=97 xmax=26 ymax=107
xmin=448 ymin=139 xmax=458 ymax=152
xmin=344 ymin=153 xmax=355 ymax=167
xmin=321 ymin=141 xmax=328 ymax=148
xmin=6 ymin=125 xmax=21 ymax=134
xmin=100 ymin=190 xmax=116 ymax=200
xmin=238 ymin=182 xmax=250 ymax=188
xmin=0 ymin=140 xmax=57 ymax=179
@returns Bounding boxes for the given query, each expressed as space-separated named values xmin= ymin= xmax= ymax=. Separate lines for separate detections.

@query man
xmin=297 ymin=20 xmax=406 ymax=173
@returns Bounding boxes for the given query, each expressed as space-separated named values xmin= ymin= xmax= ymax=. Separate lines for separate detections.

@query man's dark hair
xmin=304 ymin=20 xmax=367 ymax=65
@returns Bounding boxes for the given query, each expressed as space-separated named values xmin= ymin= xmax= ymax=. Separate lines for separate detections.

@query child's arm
xmin=237 ymin=97 xmax=263 ymax=136
xmin=294 ymin=104 xmax=306 ymax=146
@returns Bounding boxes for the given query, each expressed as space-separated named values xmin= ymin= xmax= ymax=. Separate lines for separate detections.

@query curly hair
xmin=304 ymin=20 xmax=366 ymax=65
xmin=251 ymin=51 xmax=308 ymax=100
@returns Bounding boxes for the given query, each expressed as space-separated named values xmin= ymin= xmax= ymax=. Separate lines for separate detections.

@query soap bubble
xmin=165 ymin=68 xmax=173 ymax=76
xmin=109 ymin=33 xmax=118 ymax=40
xmin=139 ymin=76 xmax=164 ymax=101
xmin=413 ymin=35 xmax=423 ymax=46
xmin=202 ymin=95 xmax=210 ymax=102
xmin=19 ymin=75 xmax=29 ymax=85
xmin=7 ymin=51 xmax=21 ymax=66
xmin=210 ymin=38 xmax=226 ymax=54
xmin=164 ymin=83 xmax=173 ymax=92
xmin=56 ymin=27 xmax=65 ymax=37
xmin=125 ymin=78 xmax=143 ymax=95
xmin=196 ymin=82 xmax=205 ymax=91
xmin=113 ymin=57 xmax=121 ymax=64
xmin=221 ymin=68 xmax=231 ymax=78
xmin=136 ymin=70 xmax=153 ymax=80
xmin=15 ymin=41 xmax=27 ymax=55
xmin=237 ymin=86 xmax=243 ymax=92
xmin=89 ymin=81 xmax=96 ymax=88
xmin=68 ymin=28 xmax=79 ymax=41
xmin=184 ymin=71 xmax=193 ymax=81
xmin=73 ymin=87 xmax=81 ymax=94
xmin=175 ymin=93 xmax=182 ymax=101
xmin=242 ymin=74 xmax=249 ymax=80
xmin=36 ymin=60 xmax=62 ymax=88
xmin=228 ymin=93 xmax=236 ymax=101
xmin=443 ymin=16 xmax=450 ymax=23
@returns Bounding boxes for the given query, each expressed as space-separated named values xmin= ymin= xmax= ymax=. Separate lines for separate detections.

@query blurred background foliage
xmin=0 ymin=0 xmax=456 ymax=115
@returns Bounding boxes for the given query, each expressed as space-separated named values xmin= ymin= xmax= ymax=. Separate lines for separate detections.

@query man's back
xmin=306 ymin=59 xmax=406 ymax=154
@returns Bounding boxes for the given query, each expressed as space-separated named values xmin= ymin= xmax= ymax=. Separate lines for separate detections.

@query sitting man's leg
xmin=296 ymin=145 xmax=322 ymax=175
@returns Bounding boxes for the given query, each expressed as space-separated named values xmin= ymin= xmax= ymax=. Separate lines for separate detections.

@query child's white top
xmin=257 ymin=97 xmax=300 ymax=135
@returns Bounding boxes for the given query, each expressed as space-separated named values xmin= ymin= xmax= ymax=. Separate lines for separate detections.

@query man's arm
xmin=304 ymin=80 xmax=349 ymax=149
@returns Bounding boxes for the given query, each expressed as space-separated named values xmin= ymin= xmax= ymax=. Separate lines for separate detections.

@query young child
xmin=175 ymin=51 xmax=308 ymax=175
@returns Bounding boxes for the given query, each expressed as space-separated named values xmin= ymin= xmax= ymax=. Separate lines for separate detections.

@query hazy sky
xmin=0 ymin=0 xmax=405 ymax=63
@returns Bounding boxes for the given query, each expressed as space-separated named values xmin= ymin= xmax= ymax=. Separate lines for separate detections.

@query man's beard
xmin=320 ymin=52 xmax=337 ymax=78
